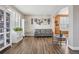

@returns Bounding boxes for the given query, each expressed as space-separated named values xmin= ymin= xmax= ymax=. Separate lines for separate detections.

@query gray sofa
xmin=34 ymin=29 xmax=53 ymax=36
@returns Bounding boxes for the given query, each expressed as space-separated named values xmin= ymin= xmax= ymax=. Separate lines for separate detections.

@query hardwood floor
xmin=2 ymin=37 xmax=68 ymax=54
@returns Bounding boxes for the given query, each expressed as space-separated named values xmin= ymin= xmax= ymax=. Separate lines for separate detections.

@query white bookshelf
xmin=0 ymin=9 xmax=11 ymax=51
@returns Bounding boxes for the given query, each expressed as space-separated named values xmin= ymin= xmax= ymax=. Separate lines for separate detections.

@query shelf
xmin=0 ymin=33 xmax=4 ymax=35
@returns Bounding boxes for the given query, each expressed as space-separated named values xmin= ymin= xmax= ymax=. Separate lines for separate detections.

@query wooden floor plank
xmin=2 ymin=37 xmax=67 ymax=54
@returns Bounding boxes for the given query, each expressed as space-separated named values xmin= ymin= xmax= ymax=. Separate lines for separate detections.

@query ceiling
xmin=13 ymin=5 xmax=68 ymax=16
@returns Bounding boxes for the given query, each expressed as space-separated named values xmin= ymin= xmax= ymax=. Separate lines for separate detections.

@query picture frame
xmin=48 ymin=18 xmax=50 ymax=24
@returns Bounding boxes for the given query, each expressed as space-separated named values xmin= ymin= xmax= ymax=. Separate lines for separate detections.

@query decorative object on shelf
xmin=56 ymin=24 xmax=59 ymax=26
xmin=0 ymin=34 xmax=4 ymax=40
xmin=55 ymin=21 xmax=58 ymax=23
xmin=0 ymin=28 xmax=3 ymax=33
xmin=55 ymin=20 xmax=59 ymax=26
xmin=0 ymin=23 xmax=4 ymax=28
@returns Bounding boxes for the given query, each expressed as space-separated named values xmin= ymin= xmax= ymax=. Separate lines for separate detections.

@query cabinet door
xmin=5 ymin=12 xmax=10 ymax=45
xmin=0 ymin=9 xmax=5 ymax=48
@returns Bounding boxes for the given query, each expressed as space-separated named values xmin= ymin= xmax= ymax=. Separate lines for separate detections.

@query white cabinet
xmin=0 ymin=9 xmax=11 ymax=51
xmin=12 ymin=31 xmax=23 ymax=43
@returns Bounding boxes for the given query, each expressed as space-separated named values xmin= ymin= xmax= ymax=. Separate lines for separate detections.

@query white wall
xmin=68 ymin=5 xmax=79 ymax=50
xmin=58 ymin=7 xmax=69 ymax=15
xmin=24 ymin=15 xmax=53 ymax=36
xmin=68 ymin=6 xmax=74 ymax=48
xmin=73 ymin=6 xmax=79 ymax=48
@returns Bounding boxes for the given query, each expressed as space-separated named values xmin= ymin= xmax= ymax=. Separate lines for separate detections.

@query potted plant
xmin=60 ymin=31 xmax=63 ymax=37
xmin=14 ymin=27 xmax=22 ymax=32
xmin=13 ymin=27 xmax=23 ymax=36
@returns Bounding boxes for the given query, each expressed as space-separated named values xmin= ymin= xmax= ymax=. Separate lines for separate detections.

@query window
xmin=7 ymin=8 xmax=21 ymax=28
xmin=60 ymin=17 xmax=69 ymax=31
xmin=15 ymin=13 xmax=21 ymax=27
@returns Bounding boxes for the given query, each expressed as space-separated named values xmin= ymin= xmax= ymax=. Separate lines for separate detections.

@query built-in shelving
xmin=0 ymin=9 xmax=4 ymax=49
xmin=0 ymin=9 xmax=11 ymax=51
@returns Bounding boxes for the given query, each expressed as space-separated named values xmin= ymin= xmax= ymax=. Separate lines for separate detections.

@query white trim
xmin=12 ymin=37 xmax=23 ymax=43
xmin=68 ymin=45 xmax=79 ymax=50
xmin=0 ymin=44 xmax=11 ymax=51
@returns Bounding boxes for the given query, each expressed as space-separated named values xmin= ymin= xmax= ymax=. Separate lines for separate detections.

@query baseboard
xmin=24 ymin=36 xmax=34 ymax=37
xmin=12 ymin=37 xmax=23 ymax=43
xmin=68 ymin=45 xmax=79 ymax=50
